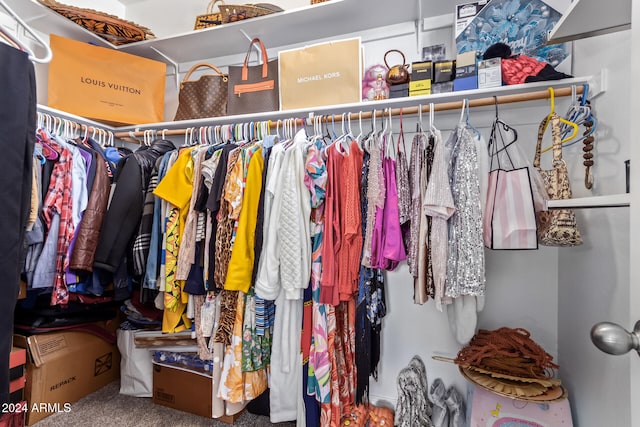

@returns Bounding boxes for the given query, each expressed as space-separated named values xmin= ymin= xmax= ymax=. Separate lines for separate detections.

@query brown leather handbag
xmin=533 ymin=113 xmax=583 ymax=247
xmin=174 ymin=62 xmax=228 ymax=121
xmin=227 ymin=38 xmax=279 ymax=115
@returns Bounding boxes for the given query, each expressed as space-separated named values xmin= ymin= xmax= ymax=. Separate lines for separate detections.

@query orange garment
xmin=324 ymin=300 xmax=357 ymax=426
xmin=320 ymin=141 xmax=363 ymax=306
xmin=340 ymin=141 xmax=364 ymax=301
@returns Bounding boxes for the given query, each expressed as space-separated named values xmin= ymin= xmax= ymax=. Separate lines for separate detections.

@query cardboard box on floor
xmin=152 ymin=362 xmax=242 ymax=424
xmin=14 ymin=324 xmax=120 ymax=426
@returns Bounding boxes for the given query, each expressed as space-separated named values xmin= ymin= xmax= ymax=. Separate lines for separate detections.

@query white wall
xmin=123 ymin=0 xmax=310 ymax=38
xmin=557 ymin=30 xmax=632 ymax=427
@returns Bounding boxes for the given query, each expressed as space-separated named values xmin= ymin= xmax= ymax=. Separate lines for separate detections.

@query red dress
xmin=320 ymin=141 xmax=363 ymax=305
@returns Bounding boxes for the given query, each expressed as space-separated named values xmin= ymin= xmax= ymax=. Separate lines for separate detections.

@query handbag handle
xmin=242 ymin=38 xmax=269 ymax=81
xmin=207 ymin=0 xmax=224 ymax=13
xmin=182 ymin=62 xmax=226 ymax=83
xmin=533 ymin=113 xmax=563 ymax=170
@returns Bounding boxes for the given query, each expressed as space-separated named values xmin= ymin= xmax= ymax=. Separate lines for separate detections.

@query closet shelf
xmin=3 ymin=0 xmax=112 ymax=48
xmin=118 ymin=0 xmax=420 ymax=63
xmin=547 ymin=0 xmax=631 ymax=44
xmin=7 ymin=0 xmax=421 ymax=64
xmin=115 ymin=76 xmax=593 ymax=134
xmin=547 ymin=194 xmax=630 ymax=209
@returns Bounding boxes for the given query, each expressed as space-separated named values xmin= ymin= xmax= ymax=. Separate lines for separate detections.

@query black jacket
xmin=94 ymin=139 xmax=175 ymax=272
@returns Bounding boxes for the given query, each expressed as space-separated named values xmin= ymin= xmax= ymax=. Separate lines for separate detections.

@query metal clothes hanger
xmin=488 ymin=96 xmax=518 ymax=156
xmin=397 ymin=108 xmax=408 ymax=157
xmin=0 ymin=0 xmax=52 ymax=63
xmin=561 ymin=84 xmax=597 ymax=148
xmin=330 ymin=115 xmax=338 ymax=141
xmin=559 ymin=85 xmax=588 ymax=141
xmin=321 ymin=116 xmax=332 ymax=145
xmin=488 ymin=97 xmax=518 ymax=171
xmin=460 ymin=98 xmax=482 ymax=139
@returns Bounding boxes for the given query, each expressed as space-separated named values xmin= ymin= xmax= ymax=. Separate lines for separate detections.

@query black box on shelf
xmin=434 ymin=60 xmax=456 ymax=83
xmin=410 ymin=61 xmax=432 ymax=96
xmin=411 ymin=61 xmax=432 ymax=81
xmin=389 ymin=83 xmax=409 ymax=99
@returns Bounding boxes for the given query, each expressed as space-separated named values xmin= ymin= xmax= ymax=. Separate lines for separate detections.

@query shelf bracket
xmin=239 ymin=28 xmax=261 ymax=62
xmin=415 ymin=0 xmax=422 ymax=55
xmin=150 ymin=46 xmax=179 ymax=92
xmin=587 ymin=69 xmax=607 ymax=100
xmin=22 ymin=13 xmax=47 ymax=25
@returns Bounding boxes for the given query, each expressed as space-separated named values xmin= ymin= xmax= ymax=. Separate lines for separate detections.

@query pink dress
xmin=372 ymin=155 xmax=406 ymax=270
xmin=382 ymin=156 xmax=407 ymax=269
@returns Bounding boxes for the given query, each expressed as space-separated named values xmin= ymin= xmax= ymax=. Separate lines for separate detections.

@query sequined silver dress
xmin=444 ymin=124 xmax=486 ymax=299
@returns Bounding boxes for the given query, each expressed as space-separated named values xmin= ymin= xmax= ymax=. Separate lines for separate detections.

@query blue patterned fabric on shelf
xmin=456 ymin=0 xmax=569 ymax=66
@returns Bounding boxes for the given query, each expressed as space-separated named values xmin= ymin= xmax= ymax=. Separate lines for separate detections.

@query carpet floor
xmin=31 ymin=381 xmax=295 ymax=427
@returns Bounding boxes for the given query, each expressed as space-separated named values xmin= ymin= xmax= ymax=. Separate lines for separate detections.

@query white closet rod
xmin=114 ymin=86 xmax=583 ymax=139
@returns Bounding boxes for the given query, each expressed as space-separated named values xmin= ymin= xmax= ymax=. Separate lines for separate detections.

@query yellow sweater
xmin=225 ymin=148 xmax=264 ymax=293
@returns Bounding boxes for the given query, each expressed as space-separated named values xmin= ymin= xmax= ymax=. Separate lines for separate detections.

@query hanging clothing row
xmin=104 ymin=101 xmax=488 ymax=425
xmin=21 ymin=114 xmax=132 ymax=306
xmin=18 ymin=88 xmax=589 ymax=425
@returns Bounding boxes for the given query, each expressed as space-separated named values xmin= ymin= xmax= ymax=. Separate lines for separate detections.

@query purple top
xmin=65 ymin=147 xmax=93 ymax=285
xmin=371 ymin=156 xmax=407 ymax=270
